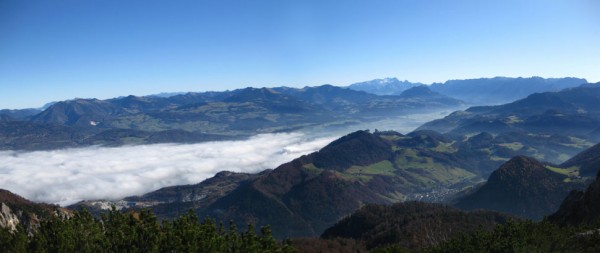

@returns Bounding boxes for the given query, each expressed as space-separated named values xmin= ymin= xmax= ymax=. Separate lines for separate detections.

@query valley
xmin=2 ymin=79 xmax=600 ymax=252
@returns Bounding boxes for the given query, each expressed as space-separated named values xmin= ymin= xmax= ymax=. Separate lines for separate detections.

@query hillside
xmin=549 ymin=171 xmax=600 ymax=226
xmin=454 ymin=156 xmax=587 ymax=220
xmin=319 ymin=201 xmax=513 ymax=251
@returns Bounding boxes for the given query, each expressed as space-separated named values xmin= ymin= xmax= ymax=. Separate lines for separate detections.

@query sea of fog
xmin=0 ymin=111 xmax=449 ymax=206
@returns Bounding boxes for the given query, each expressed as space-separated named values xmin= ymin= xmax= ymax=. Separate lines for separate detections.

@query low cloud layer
xmin=0 ymin=112 xmax=448 ymax=206
xmin=0 ymin=133 xmax=336 ymax=206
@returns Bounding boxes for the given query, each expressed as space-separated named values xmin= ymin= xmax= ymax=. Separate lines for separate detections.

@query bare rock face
xmin=0 ymin=189 xmax=72 ymax=232
xmin=0 ymin=203 xmax=20 ymax=231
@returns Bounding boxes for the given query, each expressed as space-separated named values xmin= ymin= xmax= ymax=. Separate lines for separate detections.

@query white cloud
xmin=0 ymin=111 xmax=449 ymax=206
xmin=0 ymin=132 xmax=336 ymax=206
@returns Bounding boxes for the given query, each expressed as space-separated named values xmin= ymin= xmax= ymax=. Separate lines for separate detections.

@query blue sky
xmin=1 ymin=0 xmax=599 ymax=109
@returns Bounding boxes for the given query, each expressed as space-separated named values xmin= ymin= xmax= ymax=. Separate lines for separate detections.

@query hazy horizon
xmin=0 ymin=75 xmax=590 ymax=110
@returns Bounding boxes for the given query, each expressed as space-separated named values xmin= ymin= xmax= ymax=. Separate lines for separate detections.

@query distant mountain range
xmin=0 ymin=85 xmax=463 ymax=151
xmin=0 ymin=76 xmax=589 ymax=151
xmin=348 ymin=77 xmax=424 ymax=95
xmin=349 ymin=76 xmax=586 ymax=105
xmin=418 ymin=83 xmax=600 ymax=142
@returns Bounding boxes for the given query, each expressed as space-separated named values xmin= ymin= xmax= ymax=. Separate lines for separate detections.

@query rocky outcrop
xmin=0 ymin=203 xmax=20 ymax=231
xmin=0 ymin=189 xmax=72 ymax=232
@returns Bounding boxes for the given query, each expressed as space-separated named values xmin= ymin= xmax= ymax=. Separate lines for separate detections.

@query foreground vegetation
xmin=370 ymin=220 xmax=600 ymax=253
xmin=0 ymin=208 xmax=295 ymax=253
xmin=3 ymin=206 xmax=600 ymax=253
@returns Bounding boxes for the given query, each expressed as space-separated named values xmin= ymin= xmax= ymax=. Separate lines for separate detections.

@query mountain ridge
xmin=418 ymin=83 xmax=600 ymax=140
xmin=347 ymin=76 xmax=586 ymax=105
xmin=0 ymin=85 xmax=464 ymax=151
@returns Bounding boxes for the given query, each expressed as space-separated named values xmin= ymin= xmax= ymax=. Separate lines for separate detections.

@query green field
xmin=545 ymin=165 xmax=580 ymax=177
xmin=498 ymin=142 xmax=524 ymax=151
xmin=346 ymin=160 xmax=396 ymax=176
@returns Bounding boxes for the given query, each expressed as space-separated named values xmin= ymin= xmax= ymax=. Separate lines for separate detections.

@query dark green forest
xmin=0 ymin=207 xmax=295 ymax=253
xmin=425 ymin=220 xmax=600 ymax=253
xmin=4 ymin=206 xmax=600 ymax=252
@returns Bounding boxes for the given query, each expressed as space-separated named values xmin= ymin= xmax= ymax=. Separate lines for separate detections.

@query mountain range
xmin=347 ymin=78 xmax=424 ymax=95
xmin=0 ymin=85 xmax=463 ymax=151
xmin=1 ymin=76 xmax=589 ymax=151
xmin=349 ymin=76 xmax=586 ymax=105
xmin=418 ymin=83 xmax=600 ymax=157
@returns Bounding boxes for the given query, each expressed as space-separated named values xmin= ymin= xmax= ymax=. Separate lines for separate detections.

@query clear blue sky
xmin=1 ymin=0 xmax=599 ymax=109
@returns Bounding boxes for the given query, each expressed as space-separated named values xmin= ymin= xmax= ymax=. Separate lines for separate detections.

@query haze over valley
xmin=0 ymin=111 xmax=444 ymax=206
